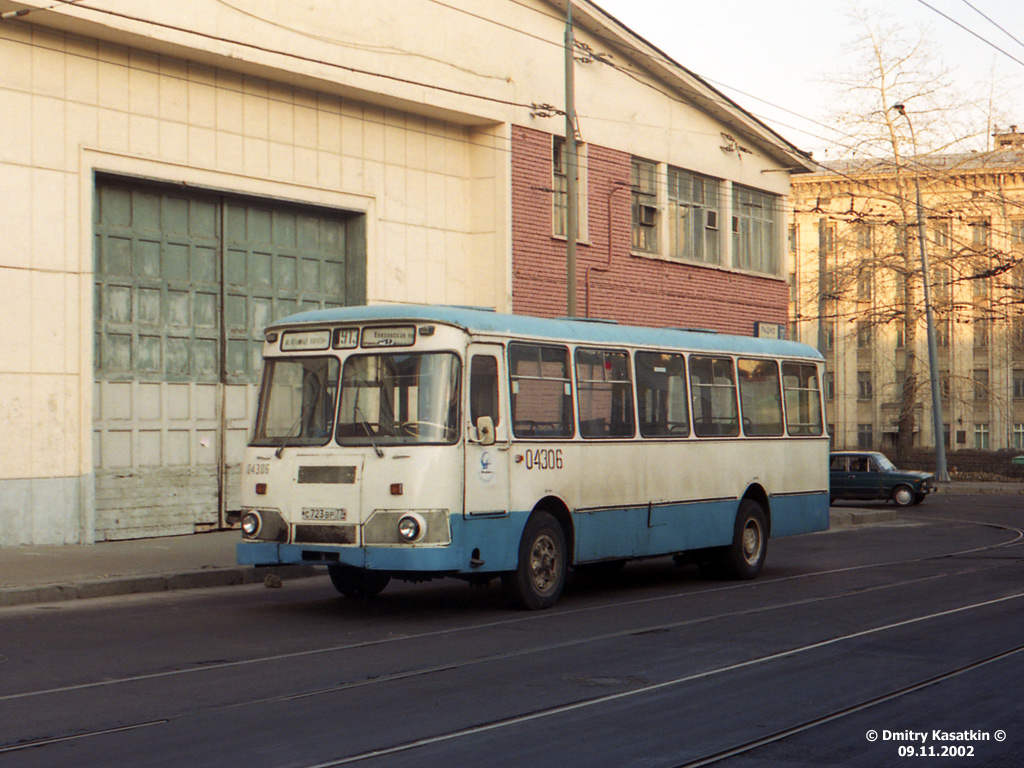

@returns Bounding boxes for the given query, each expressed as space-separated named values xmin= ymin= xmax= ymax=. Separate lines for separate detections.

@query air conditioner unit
xmin=639 ymin=205 xmax=657 ymax=227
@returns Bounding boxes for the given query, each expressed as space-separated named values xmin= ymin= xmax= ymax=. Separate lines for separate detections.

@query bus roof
xmin=271 ymin=304 xmax=823 ymax=361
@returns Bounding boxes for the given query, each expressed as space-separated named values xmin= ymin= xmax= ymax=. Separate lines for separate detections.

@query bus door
xmin=464 ymin=344 xmax=510 ymax=518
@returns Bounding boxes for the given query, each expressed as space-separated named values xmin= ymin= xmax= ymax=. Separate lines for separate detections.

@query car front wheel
xmin=891 ymin=485 xmax=915 ymax=507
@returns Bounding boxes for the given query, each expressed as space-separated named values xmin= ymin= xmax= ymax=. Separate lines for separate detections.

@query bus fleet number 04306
xmin=522 ymin=448 xmax=563 ymax=470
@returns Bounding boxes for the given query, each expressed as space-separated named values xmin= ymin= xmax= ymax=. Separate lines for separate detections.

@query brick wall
xmin=510 ymin=125 xmax=789 ymax=336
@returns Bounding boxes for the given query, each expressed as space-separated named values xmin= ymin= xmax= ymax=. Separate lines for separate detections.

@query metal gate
xmin=93 ymin=176 xmax=365 ymax=540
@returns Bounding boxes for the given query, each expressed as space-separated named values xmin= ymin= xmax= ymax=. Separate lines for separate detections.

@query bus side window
xmin=470 ymin=355 xmax=500 ymax=426
xmin=782 ymin=362 xmax=824 ymax=436
xmin=508 ymin=343 xmax=574 ymax=438
xmin=636 ymin=351 xmax=688 ymax=437
xmin=689 ymin=355 xmax=739 ymax=437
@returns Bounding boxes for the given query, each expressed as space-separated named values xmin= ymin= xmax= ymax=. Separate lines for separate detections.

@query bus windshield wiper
xmin=354 ymin=405 xmax=384 ymax=458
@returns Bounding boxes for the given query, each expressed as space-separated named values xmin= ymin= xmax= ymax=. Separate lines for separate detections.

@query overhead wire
xmin=6 ymin=0 xmax=1024 ymax=245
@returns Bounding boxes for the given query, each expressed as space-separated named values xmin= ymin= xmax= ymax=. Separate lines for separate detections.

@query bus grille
xmin=293 ymin=524 xmax=356 ymax=545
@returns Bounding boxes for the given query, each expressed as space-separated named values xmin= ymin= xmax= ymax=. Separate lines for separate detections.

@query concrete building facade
xmin=789 ymin=130 xmax=1024 ymax=454
xmin=0 ymin=0 xmax=811 ymax=545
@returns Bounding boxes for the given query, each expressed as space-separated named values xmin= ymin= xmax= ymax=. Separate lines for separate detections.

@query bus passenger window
xmin=509 ymin=343 xmax=574 ymax=438
xmin=575 ymin=348 xmax=635 ymax=438
xmin=737 ymin=359 xmax=784 ymax=436
xmin=470 ymin=355 xmax=500 ymax=425
xmin=782 ymin=362 xmax=824 ymax=436
xmin=636 ymin=352 xmax=688 ymax=437
xmin=689 ymin=356 xmax=739 ymax=437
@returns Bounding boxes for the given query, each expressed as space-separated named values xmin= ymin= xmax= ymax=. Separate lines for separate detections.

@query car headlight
xmin=397 ymin=513 xmax=426 ymax=543
xmin=241 ymin=511 xmax=262 ymax=538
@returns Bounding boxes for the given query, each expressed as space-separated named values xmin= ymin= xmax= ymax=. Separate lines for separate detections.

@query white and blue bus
xmin=237 ymin=305 xmax=829 ymax=609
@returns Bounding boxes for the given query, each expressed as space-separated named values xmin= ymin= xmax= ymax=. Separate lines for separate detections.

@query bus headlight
xmin=241 ymin=512 xmax=262 ymax=538
xmin=397 ymin=513 xmax=426 ymax=543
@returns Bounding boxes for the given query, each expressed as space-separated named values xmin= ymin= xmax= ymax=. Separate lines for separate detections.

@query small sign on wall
xmin=754 ymin=321 xmax=786 ymax=340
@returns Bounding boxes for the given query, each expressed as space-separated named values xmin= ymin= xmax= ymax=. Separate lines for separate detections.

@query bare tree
xmin=798 ymin=7 xmax=1024 ymax=455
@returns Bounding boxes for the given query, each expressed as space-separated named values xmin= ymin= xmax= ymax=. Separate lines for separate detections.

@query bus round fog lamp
xmin=397 ymin=513 xmax=426 ymax=543
xmin=241 ymin=512 xmax=262 ymax=538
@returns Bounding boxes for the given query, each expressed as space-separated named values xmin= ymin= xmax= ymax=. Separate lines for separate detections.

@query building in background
xmin=789 ymin=128 xmax=1024 ymax=453
xmin=0 ymin=0 xmax=812 ymax=545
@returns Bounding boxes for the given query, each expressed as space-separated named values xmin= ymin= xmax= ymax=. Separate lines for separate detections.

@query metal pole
xmin=565 ymin=1 xmax=578 ymax=317
xmin=895 ymin=105 xmax=950 ymax=482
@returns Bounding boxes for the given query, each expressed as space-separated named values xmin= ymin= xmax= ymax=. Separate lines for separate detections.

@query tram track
xmin=278 ymin=591 xmax=1024 ymax=767
xmin=1 ymin=517 xmax=1020 ymax=710
xmin=0 ymin=516 xmax=1021 ymax=763
xmin=1 ymin=523 xmax=1019 ymax=708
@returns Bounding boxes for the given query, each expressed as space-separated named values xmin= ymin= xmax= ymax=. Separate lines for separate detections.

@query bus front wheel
xmin=327 ymin=564 xmax=391 ymax=599
xmin=502 ymin=511 xmax=567 ymax=610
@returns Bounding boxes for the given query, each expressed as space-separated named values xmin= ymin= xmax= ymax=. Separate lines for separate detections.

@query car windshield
xmin=336 ymin=352 xmax=461 ymax=445
xmin=874 ymin=454 xmax=897 ymax=472
xmin=251 ymin=356 xmax=339 ymax=447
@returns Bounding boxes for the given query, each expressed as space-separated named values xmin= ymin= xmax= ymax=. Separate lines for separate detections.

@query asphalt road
xmin=1 ymin=494 xmax=1022 ymax=768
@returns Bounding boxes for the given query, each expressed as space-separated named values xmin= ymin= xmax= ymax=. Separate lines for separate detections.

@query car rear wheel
xmin=891 ymin=485 xmax=915 ymax=507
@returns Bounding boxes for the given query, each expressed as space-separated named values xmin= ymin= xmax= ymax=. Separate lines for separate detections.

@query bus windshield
xmin=252 ymin=357 xmax=340 ymax=447
xmin=336 ymin=352 xmax=461 ymax=445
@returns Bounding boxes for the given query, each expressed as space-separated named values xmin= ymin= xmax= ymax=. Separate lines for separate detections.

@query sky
xmin=593 ymin=0 xmax=1024 ymax=161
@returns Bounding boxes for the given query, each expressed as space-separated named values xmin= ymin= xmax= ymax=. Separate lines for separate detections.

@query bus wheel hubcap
xmin=742 ymin=522 xmax=761 ymax=564
xmin=530 ymin=535 xmax=558 ymax=592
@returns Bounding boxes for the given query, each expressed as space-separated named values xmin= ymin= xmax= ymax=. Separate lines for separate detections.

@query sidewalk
xmin=1 ymin=481 xmax=1020 ymax=608
xmin=0 ymin=531 xmax=317 ymax=608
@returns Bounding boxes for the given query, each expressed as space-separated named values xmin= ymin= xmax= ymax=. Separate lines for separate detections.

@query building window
xmin=971 ymin=219 xmax=990 ymax=249
xmin=631 ymin=157 xmax=658 ymax=253
xmin=1013 ymin=318 xmax=1024 ymax=354
xmin=936 ymin=317 xmax=950 ymax=348
xmin=823 ymin=371 xmax=835 ymax=401
xmin=1011 ymin=220 xmax=1024 ymax=248
xmin=788 ymin=272 xmax=797 ymax=303
xmin=552 ymin=137 xmax=568 ymax=237
xmin=732 ymin=185 xmax=781 ymax=275
xmin=855 ymin=222 xmax=872 ymax=250
xmin=973 ymin=316 xmax=989 ymax=350
xmin=1014 ymin=423 xmax=1024 ymax=450
xmin=857 ymin=271 xmax=872 ymax=301
xmin=857 ymin=370 xmax=873 ymax=400
xmin=974 ymin=422 xmax=990 ymax=450
xmin=931 ymin=220 xmax=950 ymax=248
xmin=973 ymin=369 xmax=989 ymax=401
xmin=932 ymin=267 xmax=950 ymax=305
xmin=1013 ymin=370 xmax=1024 ymax=399
xmin=552 ymin=137 xmax=587 ymax=239
xmin=973 ymin=268 xmax=989 ymax=299
xmin=823 ymin=323 xmax=834 ymax=351
xmin=667 ymin=168 xmax=721 ymax=264
xmin=895 ymin=324 xmax=905 ymax=349
xmin=789 ymin=224 xmax=798 ymax=254
xmin=939 ymin=371 xmax=951 ymax=402
xmin=857 ymin=423 xmax=873 ymax=449
xmin=856 ymin=321 xmax=872 ymax=349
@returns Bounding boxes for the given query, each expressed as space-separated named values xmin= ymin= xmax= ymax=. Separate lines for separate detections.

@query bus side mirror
xmin=476 ymin=416 xmax=495 ymax=446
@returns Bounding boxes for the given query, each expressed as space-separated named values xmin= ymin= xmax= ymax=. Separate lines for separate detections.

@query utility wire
xmin=915 ymin=0 xmax=1024 ymax=69
xmin=8 ymin=0 xmax=1024 ymax=238
xmin=959 ymin=0 xmax=1024 ymax=53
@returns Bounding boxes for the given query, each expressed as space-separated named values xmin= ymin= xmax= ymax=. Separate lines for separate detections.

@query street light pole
xmin=892 ymin=104 xmax=950 ymax=482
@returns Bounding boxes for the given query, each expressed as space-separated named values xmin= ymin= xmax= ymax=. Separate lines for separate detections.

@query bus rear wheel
xmin=502 ymin=511 xmax=567 ymax=610
xmin=327 ymin=564 xmax=391 ymax=599
xmin=704 ymin=500 xmax=767 ymax=581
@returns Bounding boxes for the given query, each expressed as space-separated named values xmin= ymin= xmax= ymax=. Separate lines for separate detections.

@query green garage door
xmin=93 ymin=176 xmax=365 ymax=540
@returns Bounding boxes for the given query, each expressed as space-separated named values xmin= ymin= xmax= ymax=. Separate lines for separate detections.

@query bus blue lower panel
xmin=769 ymin=492 xmax=831 ymax=537
xmin=236 ymin=494 xmax=829 ymax=574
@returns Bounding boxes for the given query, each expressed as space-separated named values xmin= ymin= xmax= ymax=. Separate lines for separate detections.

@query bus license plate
xmin=301 ymin=507 xmax=347 ymax=521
